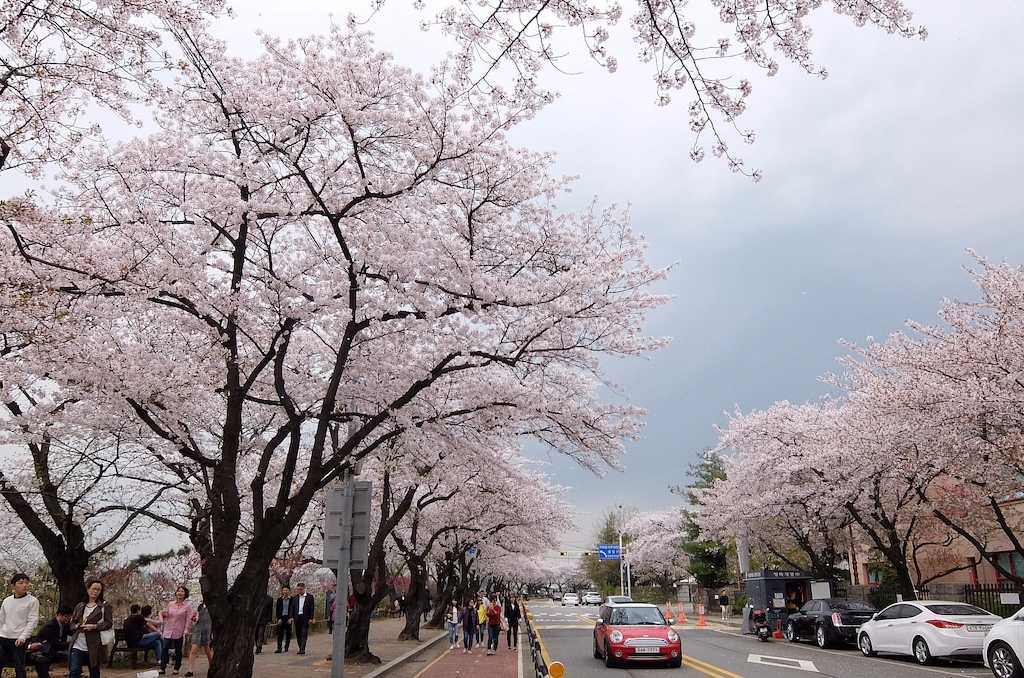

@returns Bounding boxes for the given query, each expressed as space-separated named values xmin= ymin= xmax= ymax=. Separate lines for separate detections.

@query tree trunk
xmin=52 ymin=555 xmax=89 ymax=611
xmin=398 ymin=560 xmax=427 ymax=641
xmin=346 ymin=569 xmax=389 ymax=663
xmin=205 ymin=565 xmax=266 ymax=678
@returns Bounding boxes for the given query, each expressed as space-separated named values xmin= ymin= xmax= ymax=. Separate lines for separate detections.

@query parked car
xmin=605 ymin=595 xmax=633 ymax=604
xmin=785 ymin=598 xmax=877 ymax=647
xmin=583 ymin=591 xmax=603 ymax=605
xmin=593 ymin=602 xmax=681 ymax=668
xmin=562 ymin=593 xmax=580 ymax=606
xmin=858 ymin=600 xmax=1002 ymax=665
xmin=984 ymin=607 xmax=1024 ymax=678
xmin=550 ymin=590 xmax=562 ymax=601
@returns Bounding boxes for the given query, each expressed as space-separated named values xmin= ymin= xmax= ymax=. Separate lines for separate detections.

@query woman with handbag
xmin=68 ymin=579 xmax=114 ymax=678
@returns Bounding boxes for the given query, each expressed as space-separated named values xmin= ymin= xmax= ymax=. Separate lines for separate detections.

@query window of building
xmin=995 ymin=551 xmax=1024 ymax=581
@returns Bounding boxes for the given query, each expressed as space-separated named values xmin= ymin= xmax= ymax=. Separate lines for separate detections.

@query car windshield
xmin=610 ymin=607 xmax=666 ymax=625
xmin=829 ymin=600 xmax=875 ymax=611
xmin=924 ymin=604 xmax=990 ymax=616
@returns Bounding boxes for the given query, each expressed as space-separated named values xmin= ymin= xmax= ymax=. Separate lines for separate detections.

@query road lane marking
xmin=684 ymin=654 xmax=744 ymax=678
xmin=749 ymin=654 xmax=819 ymax=672
xmin=576 ymin=613 xmax=595 ymax=625
xmin=706 ymin=629 xmax=990 ymax=677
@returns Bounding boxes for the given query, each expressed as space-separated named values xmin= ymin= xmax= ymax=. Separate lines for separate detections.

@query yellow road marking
xmin=576 ymin=613 xmax=595 ymax=625
xmin=683 ymin=653 xmax=744 ymax=678
xmin=412 ymin=646 xmax=451 ymax=678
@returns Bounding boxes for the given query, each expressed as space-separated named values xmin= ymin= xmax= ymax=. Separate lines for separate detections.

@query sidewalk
xmin=414 ymin=636 xmax=519 ymax=678
xmin=92 ymin=617 xmax=444 ymax=678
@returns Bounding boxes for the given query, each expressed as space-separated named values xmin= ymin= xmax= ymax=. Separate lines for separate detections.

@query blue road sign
xmin=598 ymin=544 xmax=621 ymax=561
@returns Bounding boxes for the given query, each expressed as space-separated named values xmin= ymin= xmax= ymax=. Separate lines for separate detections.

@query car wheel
xmin=859 ymin=633 xmax=875 ymax=657
xmin=593 ymin=638 xmax=602 ymax=660
xmin=604 ymin=645 xmax=616 ymax=668
xmin=989 ymin=642 xmax=1024 ymax=678
xmin=785 ymin=622 xmax=797 ymax=642
xmin=913 ymin=636 xmax=932 ymax=665
xmin=668 ymin=656 xmax=682 ymax=669
xmin=816 ymin=624 xmax=831 ymax=649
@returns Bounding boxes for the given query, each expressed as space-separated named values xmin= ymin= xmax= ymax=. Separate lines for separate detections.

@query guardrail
xmin=522 ymin=603 xmax=565 ymax=678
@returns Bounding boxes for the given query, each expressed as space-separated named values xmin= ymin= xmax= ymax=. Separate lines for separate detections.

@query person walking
xmin=184 ymin=599 xmax=212 ymax=677
xmin=504 ymin=598 xmax=521 ymax=651
xmin=485 ymin=598 xmax=502 ymax=655
xmin=124 ymin=604 xmax=162 ymax=666
xmin=291 ymin=583 xmax=314 ymax=655
xmin=255 ymin=592 xmax=273 ymax=654
xmin=274 ymin=585 xmax=293 ymax=653
xmin=446 ymin=601 xmax=460 ymax=650
xmin=475 ymin=599 xmax=486 ymax=644
xmin=325 ymin=585 xmax=337 ymax=635
xmin=159 ymin=585 xmax=194 ymax=675
xmin=719 ymin=593 xmax=730 ymax=622
xmin=0 ymin=574 xmax=40 ymax=678
xmin=461 ymin=599 xmax=477 ymax=654
xmin=25 ymin=605 xmax=72 ymax=678
xmin=68 ymin=578 xmax=114 ymax=678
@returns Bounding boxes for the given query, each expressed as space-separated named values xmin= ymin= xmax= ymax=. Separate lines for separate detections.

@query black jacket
xmin=28 ymin=618 xmax=70 ymax=659
xmin=291 ymin=594 xmax=315 ymax=623
xmin=259 ymin=594 xmax=274 ymax=624
xmin=505 ymin=603 xmax=521 ymax=625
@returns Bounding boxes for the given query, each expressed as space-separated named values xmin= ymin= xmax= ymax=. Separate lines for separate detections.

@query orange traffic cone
xmin=678 ymin=606 xmax=687 ymax=625
xmin=697 ymin=604 xmax=707 ymax=627
xmin=665 ymin=602 xmax=675 ymax=624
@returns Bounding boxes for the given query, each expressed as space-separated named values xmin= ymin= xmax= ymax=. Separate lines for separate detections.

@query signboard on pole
xmin=597 ymin=544 xmax=621 ymax=561
xmin=323 ymin=480 xmax=373 ymax=570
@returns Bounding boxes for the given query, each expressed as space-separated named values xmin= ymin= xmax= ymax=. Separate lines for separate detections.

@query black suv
xmin=784 ymin=598 xmax=877 ymax=648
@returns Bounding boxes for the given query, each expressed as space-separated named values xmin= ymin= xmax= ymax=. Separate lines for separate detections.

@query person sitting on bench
xmin=124 ymin=605 xmax=162 ymax=664
xmin=25 ymin=606 xmax=72 ymax=678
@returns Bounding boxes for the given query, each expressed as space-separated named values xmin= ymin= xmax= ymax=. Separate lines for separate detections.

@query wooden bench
xmin=107 ymin=628 xmax=157 ymax=668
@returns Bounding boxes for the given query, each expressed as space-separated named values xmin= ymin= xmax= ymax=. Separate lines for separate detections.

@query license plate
xmin=634 ymin=647 xmax=661 ymax=654
xmin=967 ymin=625 xmax=992 ymax=632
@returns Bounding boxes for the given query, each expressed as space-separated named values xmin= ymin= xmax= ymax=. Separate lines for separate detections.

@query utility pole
xmin=617 ymin=504 xmax=625 ymax=596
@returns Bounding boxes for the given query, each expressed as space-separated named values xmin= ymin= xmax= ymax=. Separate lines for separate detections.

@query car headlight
xmin=610 ymin=630 xmax=623 ymax=643
xmin=667 ymin=629 xmax=679 ymax=643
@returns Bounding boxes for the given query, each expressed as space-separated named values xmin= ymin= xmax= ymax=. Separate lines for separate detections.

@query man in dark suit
xmin=25 ymin=606 xmax=72 ymax=678
xmin=274 ymin=585 xmax=293 ymax=653
xmin=291 ymin=583 xmax=315 ymax=655
xmin=255 ymin=592 xmax=274 ymax=654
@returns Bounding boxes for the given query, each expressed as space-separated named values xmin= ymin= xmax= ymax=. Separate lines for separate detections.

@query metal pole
xmin=626 ymin=556 xmax=632 ymax=599
xmin=331 ymin=475 xmax=355 ymax=678
xmin=618 ymin=531 xmax=624 ymax=596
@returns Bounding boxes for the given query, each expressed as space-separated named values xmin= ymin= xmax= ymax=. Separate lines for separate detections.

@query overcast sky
xmin=217 ymin=1 xmax=1024 ymax=547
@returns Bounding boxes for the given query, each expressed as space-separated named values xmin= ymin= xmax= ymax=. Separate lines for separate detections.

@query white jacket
xmin=0 ymin=593 xmax=40 ymax=641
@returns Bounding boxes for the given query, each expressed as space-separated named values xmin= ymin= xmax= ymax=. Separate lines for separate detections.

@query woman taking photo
xmin=68 ymin=578 xmax=113 ymax=678
xmin=159 ymin=585 xmax=194 ymax=675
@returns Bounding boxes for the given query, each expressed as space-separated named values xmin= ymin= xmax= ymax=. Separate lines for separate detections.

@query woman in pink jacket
xmin=159 ymin=586 xmax=194 ymax=676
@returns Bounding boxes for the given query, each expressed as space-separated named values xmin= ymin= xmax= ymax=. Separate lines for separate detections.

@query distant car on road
xmin=984 ymin=607 xmax=1024 ymax=678
xmin=583 ymin=591 xmax=603 ymax=605
xmin=858 ymin=600 xmax=1001 ymax=665
xmin=549 ymin=590 xmax=562 ymax=601
xmin=562 ymin=593 xmax=580 ymax=606
xmin=605 ymin=595 xmax=633 ymax=604
xmin=593 ymin=601 xmax=681 ymax=668
xmin=785 ymin=598 xmax=877 ymax=647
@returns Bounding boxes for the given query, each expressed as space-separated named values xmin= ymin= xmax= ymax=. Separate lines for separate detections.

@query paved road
xmin=525 ymin=601 xmax=994 ymax=678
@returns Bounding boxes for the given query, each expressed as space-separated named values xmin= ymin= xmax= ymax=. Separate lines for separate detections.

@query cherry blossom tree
xmin=410 ymin=0 xmax=928 ymax=178
xmin=1 ymin=25 xmax=662 ymax=676
xmin=624 ymin=509 xmax=689 ymax=595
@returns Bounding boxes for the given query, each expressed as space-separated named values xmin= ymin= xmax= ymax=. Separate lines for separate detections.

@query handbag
xmin=101 ymin=627 xmax=116 ymax=647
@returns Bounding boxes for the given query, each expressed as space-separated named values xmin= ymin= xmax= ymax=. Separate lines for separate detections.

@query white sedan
xmin=562 ymin=593 xmax=580 ymax=606
xmin=858 ymin=600 xmax=1002 ymax=665
xmin=984 ymin=607 xmax=1024 ymax=678
xmin=583 ymin=592 xmax=603 ymax=605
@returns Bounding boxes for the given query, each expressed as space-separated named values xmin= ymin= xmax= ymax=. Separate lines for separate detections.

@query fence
xmin=964 ymin=583 xmax=1024 ymax=617
xmin=522 ymin=606 xmax=548 ymax=678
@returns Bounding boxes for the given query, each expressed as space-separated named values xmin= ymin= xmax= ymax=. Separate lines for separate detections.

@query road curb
xmin=362 ymin=630 xmax=448 ymax=678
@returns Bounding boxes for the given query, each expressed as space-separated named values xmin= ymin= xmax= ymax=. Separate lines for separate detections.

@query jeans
xmin=446 ymin=622 xmax=458 ymax=646
xmin=487 ymin=624 xmax=500 ymax=651
xmin=136 ymin=632 xmax=163 ymax=663
xmin=507 ymin=621 xmax=519 ymax=648
xmin=462 ymin=627 xmax=475 ymax=650
xmin=68 ymin=648 xmax=100 ymax=678
xmin=476 ymin=623 xmax=484 ymax=643
xmin=161 ymin=637 xmax=184 ymax=671
xmin=0 ymin=637 xmax=27 ymax=678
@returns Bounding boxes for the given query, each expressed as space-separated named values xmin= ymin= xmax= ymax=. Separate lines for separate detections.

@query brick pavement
xmin=24 ymin=617 xmax=445 ymax=678
xmin=413 ymin=630 xmax=519 ymax=678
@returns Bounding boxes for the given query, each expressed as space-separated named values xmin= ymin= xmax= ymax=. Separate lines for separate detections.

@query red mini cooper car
xmin=593 ymin=602 xmax=682 ymax=668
